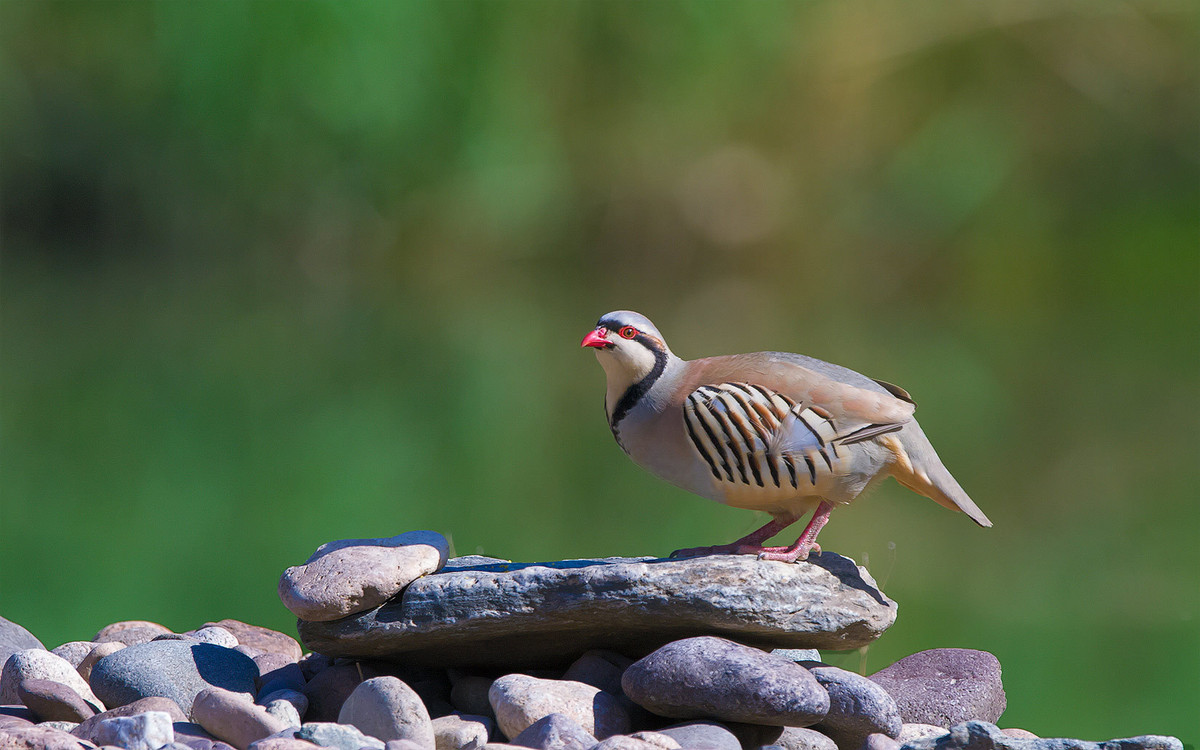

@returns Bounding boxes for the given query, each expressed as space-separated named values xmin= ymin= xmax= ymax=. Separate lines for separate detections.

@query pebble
xmin=93 ymin=621 xmax=174 ymax=646
xmin=259 ymin=689 xmax=308 ymax=718
xmin=654 ymin=721 xmax=741 ymax=750
xmin=591 ymin=735 xmax=660 ymax=750
xmin=301 ymin=661 xmax=375 ymax=722
xmin=489 ymin=674 xmax=630 ymax=740
xmin=180 ymin=628 xmax=241 ymax=649
xmin=773 ymin=726 xmax=838 ymax=750
xmin=808 ymin=665 xmax=901 ymax=747
xmin=0 ymin=616 xmax=45 ymax=664
xmin=621 ymin=636 xmax=830 ymax=727
xmin=863 ymin=732 xmax=902 ymax=750
xmin=88 ymin=641 xmax=259 ymax=717
xmin=248 ymin=738 xmax=317 ymax=750
xmin=193 ymin=686 xmax=295 ymax=749
xmin=295 ymin=720 xmax=387 ymax=749
xmin=257 ymin=662 xmax=305 ymax=699
xmin=771 ymin=649 xmax=823 ymax=664
xmin=0 ymin=706 xmax=36 ymax=728
xmin=431 ymin=713 xmax=491 ymax=750
xmin=903 ymin=721 xmax=1183 ymax=750
xmin=338 ymin=675 xmax=434 ymax=747
xmin=204 ymin=621 xmax=303 ymax=662
xmin=91 ymin=710 xmax=175 ymax=750
xmin=262 ymin=697 xmax=302 ymax=728
xmin=1001 ymin=727 xmax=1040 ymax=739
xmin=869 ymin=649 xmax=1006 ymax=728
xmin=71 ymin=696 xmax=188 ymax=743
xmin=561 ymin=651 xmax=632 ymax=697
xmin=78 ymin=642 xmax=126 ymax=683
xmin=49 ymin=642 xmax=94 ymax=669
xmin=508 ymin=712 xmax=597 ymax=750
xmin=16 ymin=678 xmax=97 ymax=722
xmin=0 ymin=723 xmax=93 ymax=750
xmin=0 ymin=649 xmax=104 ymax=712
xmin=279 ymin=530 xmax=450 ymax=622
xmin=898 ymin=723 xmax=950 ymax=743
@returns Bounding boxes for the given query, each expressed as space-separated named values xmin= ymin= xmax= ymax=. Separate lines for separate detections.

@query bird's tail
xmin=887 ymin=422 xmax=992 ymax=528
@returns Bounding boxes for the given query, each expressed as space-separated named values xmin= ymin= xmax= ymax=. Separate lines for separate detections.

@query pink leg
xmin=758 ymin=501 xmax=834 ymax=562
xmin=669 ymin=513 xmax=800 ymax=559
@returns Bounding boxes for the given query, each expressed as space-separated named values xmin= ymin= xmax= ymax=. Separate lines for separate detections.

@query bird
xmin=581 ymin=310 xmax=991 ymax=562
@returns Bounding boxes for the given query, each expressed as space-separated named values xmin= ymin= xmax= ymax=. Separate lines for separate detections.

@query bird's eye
xmin=619 ymin=326 xmax=638 ymax=339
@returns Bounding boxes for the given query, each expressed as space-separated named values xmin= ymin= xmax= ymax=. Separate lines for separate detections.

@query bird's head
xmin=581 ymin=310 xmax=674 ymax=393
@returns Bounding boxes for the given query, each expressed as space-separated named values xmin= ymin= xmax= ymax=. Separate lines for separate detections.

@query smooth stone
xmin=181 ymin=628 xmax=240 ymax=649
xmin=808 ymin=665 xmax=900 ymax=747
xmin=489 ymin=675 xmax=629 ymax=740
xmin=248 ymin=739 xmax=316 ymax=750
xmin=193 ymin=687 xmax=293 ymax=749
xmin=449 ymin=677 xmax=494 ymax=720
xmin=92 ymin=710 xmax=175 ymax=750
xmin=204 ymin=622 xmax=303 ymax=663
xmin=93 ymin=622 xmax=173 ymax=647
xmin=301 ymin=663 xmax=375 ymax=723
xmin=561 ymin=651 xmax=632 ymax=697
xmin=655 ymin=721 xmax=741 ymax=750
xmin=15 ymin=679 xmax=96 ymax=722
xmin=88 ymin=641 xmax=258 ymax=717
xmin=901 ymin=721 xmax=1183 ymax=750
xmin=257 ymin=663 xmax=305 ymax=700
xmin=508 ymin=713 xmax=597 ymax=750
xmin=297 ymin=654 xmax=334 ymax=682
xmin=863 ymin=733 xmax=901 ymax=750
xmin=174 ymin=720 xmax=238 ymax=750
xmin=71 ymin=696 xmax=188 ymax=742
xmin=0 ymin=650 xmax=103 ymax=712
xmin=627 ymin=731 xmax=681 ymax=750
xmin=0 ymin=618 xmax=44 ymax=666
xmin=298 ymin=553 xmax=895 ymax=667
xmin=386 ymin=742 xmax=428 ymax=750
xmin=258 ymin=690 xmax=307 ymax=719
xmin=261 ymin=699 xmax=301 ymax=729
xmin=78 ymin=644 xmax=125 ymax=683
xmin=295 ymin=721 xmax=386 ymax=749
xmin=38 ymin=721 xmax=79 ymax=732
xmin=280 ymin=531 xmax=450 ymax=622
xmin=431 ymin=713 xmax=491 ymax=750
xmin=0 ymin=724 xmax=93 ymax=750
xmin=869 ymin=649 xmax=1005 ymax=728
xmin=49 ymin=643 xmax=94 ymax=670
xmin=1002 ymin=728 xmax=1040 ymax=739
xmin=771 ymin=649 xmax=823 ymax=664
xmin=898 ymin=723 xmax=949 ymax=743
xmin=338 ymin=676 xmax=434 ymax=747
xmin=592 ymin=736 xmax=659 ymax=750
xmin=773 ymin=726 xmax=837 ymax=750
xmin=621 ymin=637 xmax=829 ymax=727
xmin=0 ymin=705 xmax=36 ymax=728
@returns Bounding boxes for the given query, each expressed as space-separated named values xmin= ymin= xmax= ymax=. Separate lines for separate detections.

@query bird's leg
xmin=758 ymin=502 xmax=834 ymax=562
xmin=669 ymin=513 xmax=801 ymax=559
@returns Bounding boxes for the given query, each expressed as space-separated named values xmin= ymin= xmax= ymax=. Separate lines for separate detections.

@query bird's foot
xmin=757 ymin=541 xmax=821 ymax=563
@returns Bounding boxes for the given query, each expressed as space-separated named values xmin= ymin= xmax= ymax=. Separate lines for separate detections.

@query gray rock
xmin=0 ymin=617 xmax=44 ymax=665
xmin=88 ymin=641 xmax=259 ymax=717
xmin=628 ymin=731 xmax=682 ymax=750
xmin=262 ymin=698 xmax=303 ymax=728
xmin=71 ymin=696 xmax=188 ymax=742
xmin=298 ymin=553 xmax=894 ymax=667
xmin=388 ymin=742 xmax=432 ymax=750
xmin=561 ymin=651 xmax=632 ymax=697
xmin=621 ymin=637 xmax=829 ymax=726
xmin=94 ymin=621 xmax=174 ymax=646
xmin=259 ymin=689 xmax=307 ymax=719
xmin=16 ymin=678 xmax=97 ymax=722
xmin=449 ymin=676 xmax=494 ymax=719
xmin=338 ymin=676 xmax=434 ymax=747
xmin=432 ymin=713 xmax=492 ymax=750
xmin=193 ymin=686 xmax=295 ymax=749
xmin=92 ymin=710 xmax=176 ymax=750
xmin=489 ymin=675 xmax=629 ymax=740
xmin=869 ymin=649 xmax=1005 ymax=728
xmin=1 ymin=649 xmax=103 ymax=712
xmin=204 ymin=622 xmax=303 ymax=662
xmin=865 ymin=733 xmax=902 ymax=750
xmin=181 ymin=628 xmax=241 ymax=649
xmin=38 ymin=721 xmax=79 ymax=732
xmin=808 ymin=665 xmax=901 ymax=747
xmin=899 ymin=721 xmax=1183 ymax=750
xmin=49 ymin=642 xmax=94 ymax=669
xmin=280 ymin=531 xmax=450 ymax=622
xmin=655 ymin=721 xmax=741 ymax=750
xmin=774 ymin=726 xmax=838 ymax=750
xmin=295 ymin=721 xmax=386 ymax=749
xmin=301 ymin=662 xmax=376 ymax=723
xmin=249 ymin=738 xmax=318 ymax=750
xmin=257 ymin=662 xmax=305 ymax=699
xmin=509 ymin=713 xmax=597 ymax=750
xmin=899 ymin=724 xmax=950 ymax=743
xmin=592 ymin=736 xmax=660 ymax=750
xmin=0 ymin=724 xmax=93 ymax=750
xmin=771 ymin=649 xmax=823 ymax=664
xmin=0 ymin=706 xmax=36 ymax=728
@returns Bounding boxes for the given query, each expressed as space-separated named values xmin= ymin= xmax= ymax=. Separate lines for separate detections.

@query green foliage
xmin=2 ymin=0 xmax=1197 ymax=740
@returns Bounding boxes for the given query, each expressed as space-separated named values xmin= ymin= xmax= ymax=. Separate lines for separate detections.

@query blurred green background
xmin=2 ymin=0 xmax=1197 ymax=741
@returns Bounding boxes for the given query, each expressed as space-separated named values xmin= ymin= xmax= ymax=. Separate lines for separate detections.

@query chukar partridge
xmin=581 ymin=310 xmax=991 ymax=562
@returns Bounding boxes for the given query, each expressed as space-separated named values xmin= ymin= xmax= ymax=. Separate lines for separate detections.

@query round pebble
xmin=869 ymin=649 xmax=1006 ymax=728
xmin=489 ymin=674 xmax=630 ymax=741
xmin=0 ymin=648 xmax=104 ymax=712
xmin=809 ymin=665 xmax=901 ymax=747
xmin=92 ymin=710 xmax=175 ymax=750
xmin=93 ymin=621 xmax=173 ymax=646
xmin=16 ymin=678 xmax=97 ymax=722
xmin=88 ymin=641 xmax=258 ymax=717
xmin=338 ymin=675 xmax=435 ymax=747
xmin=193 ymin=686 xmax=293 ymax=748
xmin=509 ymin=712 xmax=597 ymax=750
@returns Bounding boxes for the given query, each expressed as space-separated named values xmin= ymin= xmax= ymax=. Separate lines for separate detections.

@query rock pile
xmin=0 ymin=532 xmax=1184 ymax=750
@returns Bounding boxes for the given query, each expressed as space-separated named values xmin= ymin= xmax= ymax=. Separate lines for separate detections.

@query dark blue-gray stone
xmin=656 ymin=721 xmax=742 ymax=750
xmin=809 ymin=665 xmax=901 ymax=747
xmin=88 ymin=641 xmax=258 ymax=717
xmin=510 ymin=713 xmax=597 ymax=750
xmin=899 ymin=721 xmax=1182 ymax=750
xmin=0 ymin=616 xmax=45 ymax=664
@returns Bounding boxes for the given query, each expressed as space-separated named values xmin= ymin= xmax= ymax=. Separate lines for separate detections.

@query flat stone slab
xmin=297 ymin=552 xmax=896 ymax=667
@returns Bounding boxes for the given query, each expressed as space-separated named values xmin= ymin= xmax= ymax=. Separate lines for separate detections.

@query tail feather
xmin=889 ymin=422 xmax=992 ymax=528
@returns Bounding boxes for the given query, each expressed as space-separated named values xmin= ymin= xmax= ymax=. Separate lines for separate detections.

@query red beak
xmin=580 ymin=328 xmax=611 ymax=349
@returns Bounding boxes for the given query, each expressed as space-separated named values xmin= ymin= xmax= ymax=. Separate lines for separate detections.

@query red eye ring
xmin=619 ymin=326 xmax=638 ymax=339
